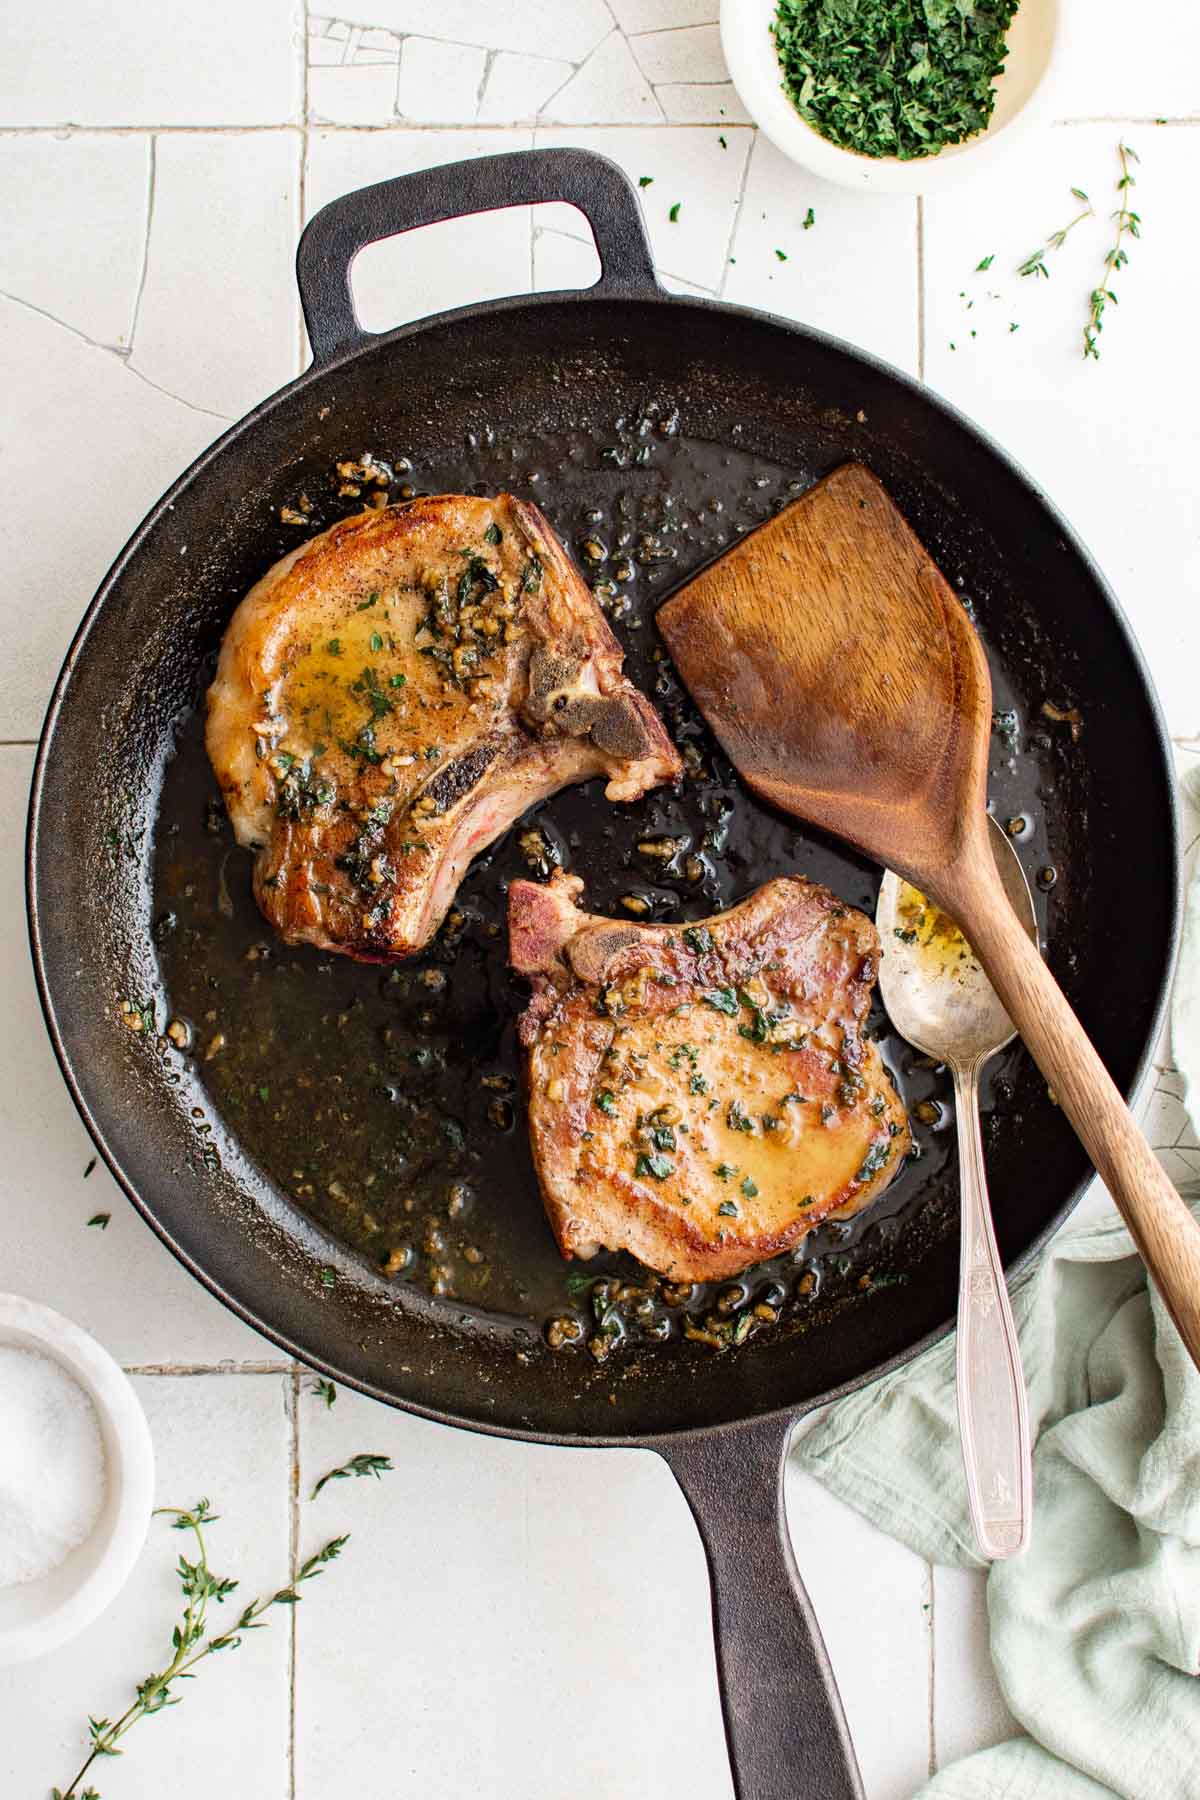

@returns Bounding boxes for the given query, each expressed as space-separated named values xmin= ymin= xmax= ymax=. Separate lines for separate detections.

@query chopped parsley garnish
xmin=741 ymin=1177 xmax=759 ymax=1199
xmin=635 ymin=1152 xmax=673 ymax=1181
xmin=714 ymin=1163 xmax=737 ymax=1181
xmin=595 ymin=1090 xmax=617 ymax=1116
xmin=802 ymin=206 xmax=815 ymax=229
xmin=520 ymin=554 xmax=543 ymax=594
xmin=689 ymin=1073 xmax=709 ymax=1095
xmin=682 ymin=926 xmax=713 ymax=954
xmin=717 ymin=1200 xmax=738 ymax=1217
xmin=856 ymin=1139 xmax=893 ymax=1183
xmin=702 ymin=986 xmax=739 ymax=1016
xmin=484 ymin=522 xmax=502 ymax=545
xmin=727 ymin=1100 xmax=755 ymax=1135
xmin=638 ymin=175 xmax=654 ymax=188
xmin=326 ymin=638 xmax=341 ymax=655
xmin=668 ymin=202 xmax=681 ymax=222
xmin=649 ymin=1122 xmax=676 ymax=1152
xmin=355 ymin=593 xmax=379 ymax=610
xmin=775 ymin=248 xmax=788 ymax=262
xmin=369 ymin=631 xmax=383 ymax=653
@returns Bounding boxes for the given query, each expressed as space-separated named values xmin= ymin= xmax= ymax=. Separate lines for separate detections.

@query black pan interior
xmin=29 ymin=296 xmax=1176 ymax=1441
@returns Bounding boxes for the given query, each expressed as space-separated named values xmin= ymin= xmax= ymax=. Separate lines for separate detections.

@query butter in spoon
xmin=876 ymin=817 xmax=1037 ymax=1560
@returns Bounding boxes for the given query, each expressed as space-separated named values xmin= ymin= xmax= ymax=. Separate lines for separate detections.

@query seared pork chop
xmin=206 ymin=494 xmax=680 ymax=959
xmin=511 ymin=871 xmax=910 ymax=1282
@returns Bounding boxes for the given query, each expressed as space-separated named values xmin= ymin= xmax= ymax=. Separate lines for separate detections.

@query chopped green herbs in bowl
xmin=721 ymin=0 xmax=1061 ymax=193
xmin=773 ymin=0 xmax=1020 ymax=162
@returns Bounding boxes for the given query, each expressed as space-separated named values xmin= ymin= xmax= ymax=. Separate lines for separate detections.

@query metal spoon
xmin=876 ymin=818 xmax=1037 ymax=1560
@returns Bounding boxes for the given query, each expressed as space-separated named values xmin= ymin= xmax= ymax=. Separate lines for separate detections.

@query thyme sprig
xmin=1084 ymin=144 xmax=1140 ymax=359
xmin=52 ymin=1500 xmax=349 ymax=1800
xmin=311 ymin=1451 xmax=393 ymax=1499
xmin=1017 ymin=187 xmax=1093 ymax=278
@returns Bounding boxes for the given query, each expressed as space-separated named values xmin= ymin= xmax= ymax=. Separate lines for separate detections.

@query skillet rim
xmin=26 ymin=282 xmax=1182 ymax=1448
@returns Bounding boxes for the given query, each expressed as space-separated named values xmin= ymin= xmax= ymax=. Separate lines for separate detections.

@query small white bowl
xmin=0 ymin=1295 xmax=154 ymax=1665
xmin=721 ymin=0 xmax=1062 ymax=194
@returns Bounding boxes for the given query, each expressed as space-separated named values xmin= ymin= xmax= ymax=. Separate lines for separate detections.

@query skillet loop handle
xmin=297 ymin=147 xmax=661 ymax=366
xmin=658 ymin=1415 xmax=865 ymax=1800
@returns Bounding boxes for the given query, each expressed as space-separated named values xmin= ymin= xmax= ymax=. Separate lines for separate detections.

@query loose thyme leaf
xmin=309 ymin=1377 xmax=337 ymax=1408
xmin=86 ymin=1213 xmax=110 ymax=1230
xmin=802 ymin=207 xmax=815 ymax=230
xmin=311 ymin=1451 xmax=393 ymax=1500
xmin=668 ymin=202 xmax=681 ymax=222
xmin=639 ymin=174 xmax=654 ymax=187
xmin=976 ymin=254 xmax=995 ymax=271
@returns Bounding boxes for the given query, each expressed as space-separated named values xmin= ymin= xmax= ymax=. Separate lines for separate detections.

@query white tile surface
xmin=544 ymin=30 xmax=662 ymax=123
xmin=304 ymin=129 xmax=534 ymax=337
xmin=396 ymin=36 xmax=489 ymax=124
xmin=1053 ymin=0 xmax=1200 ymax=118
xmin=610 ymin=0 xmax=719 ymax=28
xmin=333 ymin=1 xmax=613 ymax=63
xmin=0 ymin=0 xmax=301 ymax=127
xmin=535 ymin=125 xmax=752 ymax=292
xmin=0 ymin=1375 xmax=291 ymax=1798
xmin=0 ymin=749 xmax=277 ymax=1364
xmin=131 ymin=133 xmax=301 ymax=418
xmin=477 ymin=51 xmax=575 ymax=124
xmin=0 ymin=135 xmax=149 ymax=346
xmin=658 ymin=80 xmax=752 ymax=124
xmin=294 ymin=1392 xmax=732 ymax=1798
xmin=931 ymin=1567 xmax=1019 ymax=1771
xmin=629 ymin=22 xmax=728 ymax=85
xmin=924 ymin=125 xmax=1200 ymax=739
xmin=785 ymin=1465 xmax=933 ymax=1800
xmin=724 ymin=135 xmax=920 ymax=375
xmin=0 ymin=298 xmax=220 ymax=739
xmin=308 ymin=62 xmax=401 ymax=127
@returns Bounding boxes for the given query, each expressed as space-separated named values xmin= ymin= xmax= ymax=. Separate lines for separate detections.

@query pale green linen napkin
xmin=794 ymin=788 xmax=1200 ymax=1799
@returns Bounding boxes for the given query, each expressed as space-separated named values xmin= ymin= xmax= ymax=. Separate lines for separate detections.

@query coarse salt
xmin=0 ymin=1345 xmax=106 ymax=1588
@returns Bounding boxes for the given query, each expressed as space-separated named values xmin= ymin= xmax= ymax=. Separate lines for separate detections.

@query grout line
xmin=1053 ymin=113 xmax=1200 ymax=125
xmin=916 ymin=194 xmax=926 ymax=383
xmin=0 ymin=738 xmax=38 ymax=747
xmin=0 ymin=119 xmax=758 ymax=137
xmin=122 ymin=1359 xmax=293 ymax=1374
xmin=717 ymin=128 xmax=756 ymax=301
xmin=628 ymin=20 xmax=720 ymax=34
xmin=287 ymin=1364 xmax=301 ymax=1800
xmin=925 ymin=1560 xmax=937 ymax=1776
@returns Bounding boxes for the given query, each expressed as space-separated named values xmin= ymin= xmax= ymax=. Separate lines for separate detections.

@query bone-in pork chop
xmin=510 ymin=871 xmax=910 ymax=1282
xmin=207 ymin=494 xmax=680 ymax=959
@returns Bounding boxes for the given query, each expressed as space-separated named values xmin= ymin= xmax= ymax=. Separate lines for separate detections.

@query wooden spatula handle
xmin=953 ymin=862 xmax=1200 ymax=1368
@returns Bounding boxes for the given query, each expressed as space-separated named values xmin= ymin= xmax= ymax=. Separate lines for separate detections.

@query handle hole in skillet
xmin=310 ymin=200 xmax=603 ymax=344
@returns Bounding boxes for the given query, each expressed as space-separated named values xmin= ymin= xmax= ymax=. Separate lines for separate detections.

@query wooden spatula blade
xmin=657 ymin=462 xmax=993 ymax=881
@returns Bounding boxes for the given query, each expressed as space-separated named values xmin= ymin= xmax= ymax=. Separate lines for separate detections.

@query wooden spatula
xmin=658 ymin=462 xmax=1200 ymax=1369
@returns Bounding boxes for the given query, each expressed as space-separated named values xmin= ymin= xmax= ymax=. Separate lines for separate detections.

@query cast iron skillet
xmin=28 ymin=151 xmax=1178 ymax=1798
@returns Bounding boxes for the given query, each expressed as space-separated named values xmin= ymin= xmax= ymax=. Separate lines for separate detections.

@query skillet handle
xmin=296 ymin=146 xmax=661 ymax=366
xmin=658 ymin=1414 xmax=864 ymax=1800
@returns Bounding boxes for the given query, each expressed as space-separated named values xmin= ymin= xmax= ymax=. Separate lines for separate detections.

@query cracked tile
xmin=630 ymin=22 xmax=727 ymax=85
xmin=309 ymin=63 xmax=400 ymax=125
xmin=294 ymin=1391 xmax=731 ymax=1797
xmin=924 ymin=127 xmax=1200 ymax=742
xmin=534 ymin=126 xmax=751 ymax=292
xmin=396 ymin=37 xmax=488 ymax=124
xmin=330 ymin=0 xmax=611 ymax=63
xmin=724 ymin=135 xmax=920 ymax=376
xmin=130 ymin=134 xmax=301 ymax=420
xmin=477 ymin=50 xmax=574 ymax=124
xmin=1 ymin=1375 xmax=290 ymax=1800
xmin=0 ymin=0 xmax=301 ymax=126
xmin=304 ymin=129 xmax=534 ymax=340
xmin=0 ymin=304 xmax=223 ymax=739
xmin=658 ymin=81 xmax=751 ymax=124
xmin=0 ymin=136 xmax=148 ymax=348
xmin=542 ymin=32 xmax=661 ymax=124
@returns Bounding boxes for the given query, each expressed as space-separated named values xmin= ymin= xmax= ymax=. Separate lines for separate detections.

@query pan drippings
xmin=153 ymin=417 xmax=1057 ymax=1358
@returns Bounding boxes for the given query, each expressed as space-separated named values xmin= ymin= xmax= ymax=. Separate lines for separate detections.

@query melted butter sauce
xmin=153 ymin=417 xmax=1056 ymax=1356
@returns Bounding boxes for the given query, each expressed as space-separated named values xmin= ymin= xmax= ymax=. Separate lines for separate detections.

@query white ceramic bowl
xmin=721 ymin=0 xmax=1062 ymax=194
xmin=0 ymin=1295 xmax=154 ymax=1665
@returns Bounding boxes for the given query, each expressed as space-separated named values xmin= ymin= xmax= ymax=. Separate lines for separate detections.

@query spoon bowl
xmin=876 ymin=819 xmax=1039 ymax=1064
